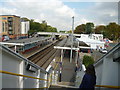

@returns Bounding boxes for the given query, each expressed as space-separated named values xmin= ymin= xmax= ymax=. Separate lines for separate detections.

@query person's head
xmin=85 ymin=64 xmax=96 ymax=76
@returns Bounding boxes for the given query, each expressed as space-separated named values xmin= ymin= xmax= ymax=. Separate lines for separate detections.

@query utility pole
xmin=75 ymin=41 xmax=79 ymax=63
xmin=70 ymin=16 xmax=74 ymax=63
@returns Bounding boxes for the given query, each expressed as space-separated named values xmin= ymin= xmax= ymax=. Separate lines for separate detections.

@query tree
xmin=85 ymin=22 xmax=94 ymax=34
xmin=21 ymin=17 xmax=30 ymax=21
xmin=75 ymin=22 xmax=120 ymax=41
xmin=83 ymin=55 xmax=94 ymax=68
xmin=105 ymin=22 xmax=120 ymax=40
xmin=29 ymin=19 xmax=58 ymax=35
xmin=67 ymin=30 xmax=72 ymax=33
xmin=74 ymin=24 xmax=86 ymax=34
xmin=40 ymin=23 xmax=47 ymax=32
xmin=94 ymin=25 xmax=106 ymax=34
xmin=46 ymin=25 xmax=57 ymax=32
xmin=59 ymin=31 xmax=66 ymax=33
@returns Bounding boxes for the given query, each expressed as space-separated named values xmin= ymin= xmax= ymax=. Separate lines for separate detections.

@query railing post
xmin=44 ymin=72 xmax=48 ymax=88
xmin=0 ymin=43 xmax=2 ymax=89
xmin=36 ymin=69 xmax=40 ymax=88
xmin=19 ymin=61 xmax=24 ymax=88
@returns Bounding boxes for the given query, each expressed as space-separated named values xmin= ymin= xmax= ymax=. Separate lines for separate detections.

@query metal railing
xmin=95 ymin=85 xmax=120 ymax=89
xmin=0 ymin=70 xmax=49 ymax=88
xmin=0 ymin=70 xmax=48 ymax=81
xmin=1 ymin=70 xmax=120 ymax=89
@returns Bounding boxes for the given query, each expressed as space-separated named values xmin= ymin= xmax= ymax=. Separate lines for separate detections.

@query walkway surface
xmin=61 ymin=57 xmax=76 ymax=82
xmin=54 ymin=52 xmax=77 ymax=87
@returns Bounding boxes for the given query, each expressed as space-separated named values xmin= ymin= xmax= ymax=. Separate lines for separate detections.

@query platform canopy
xmin=78 ymin=46 xmax=92 ymax=49
xmin=0 ymin=37 xmax=51 ymax=46
xmin=54 ymin=46 xmax=79 ymax=51
xmin=0 ymin=42 xmax=24 ymax=46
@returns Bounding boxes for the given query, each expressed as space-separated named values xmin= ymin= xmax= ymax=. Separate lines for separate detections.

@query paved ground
xmin=61 ymin=57 xmax=76 ymax=82
xmin=54 ymin=51 xmax=76 ymax=83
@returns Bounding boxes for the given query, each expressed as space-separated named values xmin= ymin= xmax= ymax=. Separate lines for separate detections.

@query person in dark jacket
xmin=79 ymin=64 xmax=96 ymax=89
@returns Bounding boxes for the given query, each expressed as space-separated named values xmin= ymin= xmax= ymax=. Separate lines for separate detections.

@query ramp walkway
xmin=50 ymin=54 xmax=77 ymax=88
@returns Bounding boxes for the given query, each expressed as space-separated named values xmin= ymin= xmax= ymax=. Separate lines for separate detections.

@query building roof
xmin=0 ymin=15 xmax=20 ymax=18
xmin=1 ymin=37 xmax=51 ymax=46
xmin=76 ymin=37 xmax=105 ymax=44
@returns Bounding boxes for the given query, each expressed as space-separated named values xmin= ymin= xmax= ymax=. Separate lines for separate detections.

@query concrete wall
xmin=23 ymin=62 xmax=38 ymax=88
xmin=2 ymin=50 xmax=21 ymax=88
xmin=13 ymin=16 xmax=21 ymax=35
xmin=21 ymin=21 xmax=29 ymax=34
xmin=118 ymin=63 xmax=120 ymax=86
xmin=1 ymin=46 xmax=49 ymax=88
xmin=101 ymin=56 xmax=119 ymax=86
xmin=0 ymin=44 xmax=2 ymax=90
xmin=95 ymin=60 xmax=103 ymax=85
xmin=0 ymin=17 xmax=2 ymax=33
xmin=94 ymin=43 xmax=120 ymax=89
xmin=77 ymin=43 xmax=120 ymax=89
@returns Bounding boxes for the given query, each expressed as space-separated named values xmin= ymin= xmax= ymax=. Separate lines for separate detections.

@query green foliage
xmin=85 ymin=22 xmax=94 ymax=34
xmin=83 ymin=55 xmax=94 ymax=68
xmin=67 ymin=30 xmax=72 ymax=33
xmin=29 ymin=19 xmax=57 ymax=35
xmin=74 ymin=22 xmax=120 ymax=41
xmin=46 ymin=25 xmax=57 ymax=32
xmin=74 ymin=24 xmax=86 ymax=34
xmin=105 ymin=22 xmax=120 ymax=40
xmin=74 ymin=23 xmax=94 ymax=34
xmin=21 ymin=17 xmax=30 ymax=21
xmin=59 ymin=31 xmax=66 ymax=33
xmin=94 ymin=25 xmax=106 ymax=34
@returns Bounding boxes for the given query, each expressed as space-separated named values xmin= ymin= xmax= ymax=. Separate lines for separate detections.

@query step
xmin=57 ymin=82 xmax=75 ymax=86
xmin=50 ymin=84 xmax=77 ymax=88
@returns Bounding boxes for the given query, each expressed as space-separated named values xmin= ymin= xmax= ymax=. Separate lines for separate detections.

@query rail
xmin=1 ymin=71 xmax=119 ymax=89
xmin=95 ymin=85 xmax=120 ymax=89
xmin=0 ymin=70 xmax=48 ymax=81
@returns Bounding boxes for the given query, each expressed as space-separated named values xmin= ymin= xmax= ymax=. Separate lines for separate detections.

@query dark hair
xmin=86 ymin=64 xmax=96 ymax=76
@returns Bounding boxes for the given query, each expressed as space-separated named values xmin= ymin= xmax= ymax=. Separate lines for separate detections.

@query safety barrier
xmin=75 ymin=43 xmax=120 ymax=89
xmin=0 ymin=70 xmax=48 ymax=81
xmin=0 ymin=70 xmax=49 ymax=89
xmin=1 ymin=70 xmax=119 ymax=89
xmin=95 ymin=85 xmax=120 ymax=89
xmin=0 ymin=70 xmax=58 ymax=89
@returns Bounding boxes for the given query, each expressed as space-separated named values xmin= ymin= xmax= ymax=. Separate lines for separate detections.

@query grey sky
xmin=0 ymin=0 xmax=119 ymax=31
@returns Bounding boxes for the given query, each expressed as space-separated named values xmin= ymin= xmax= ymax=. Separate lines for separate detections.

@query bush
xmin=83 ymin=55 xmax=94 ymax=67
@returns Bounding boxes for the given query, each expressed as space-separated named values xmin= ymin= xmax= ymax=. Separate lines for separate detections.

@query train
xmin=19 ymin=40 xmax=51 ymax=54
xmin=19 ymin=43 xmax=38 ymax=54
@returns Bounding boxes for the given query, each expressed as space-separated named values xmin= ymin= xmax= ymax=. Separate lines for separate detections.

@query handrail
xmin=2 ymin=71 xmax=120 ymax=89
xmin=0 ymin=70 xmax=48 ymax=81
xmin=54 ymin=58 xmax=61 ymax=70
xmin=95 ymin=85 xmax=120 ymax=89
xmin=48 ymin=73 xmax=52 ymax=88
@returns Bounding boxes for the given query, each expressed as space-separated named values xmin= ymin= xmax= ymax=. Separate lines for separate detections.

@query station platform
xmin=52 ymin=53 xmax=77 ymax=88
xmin=61 ymin=57 xmax=76 ymax=82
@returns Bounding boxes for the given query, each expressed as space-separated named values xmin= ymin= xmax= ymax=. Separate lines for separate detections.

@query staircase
xmin=50 ymin=82 xmax=77 ymax=88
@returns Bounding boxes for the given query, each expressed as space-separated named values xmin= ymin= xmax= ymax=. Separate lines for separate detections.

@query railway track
xmin=28 ymin=44 xmax=55 ymax=63
xmin=28 ymin=38 xmax=67 ymax=69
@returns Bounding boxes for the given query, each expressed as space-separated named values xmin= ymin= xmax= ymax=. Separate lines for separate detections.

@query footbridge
xmin=37 ymin=32 xmax=81 ymax=37
xmin=0 ymin=38 xmax=120 ymax=89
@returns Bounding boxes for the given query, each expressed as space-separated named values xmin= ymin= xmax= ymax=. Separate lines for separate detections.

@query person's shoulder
xmin=85 ymin=73 xmax=94 ymax=78
xmin=84 ymin=73 xmax=91 ymax=78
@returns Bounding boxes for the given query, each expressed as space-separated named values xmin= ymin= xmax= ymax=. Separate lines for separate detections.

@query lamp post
xmin=70 ymin=16 xmax=74 ymax=63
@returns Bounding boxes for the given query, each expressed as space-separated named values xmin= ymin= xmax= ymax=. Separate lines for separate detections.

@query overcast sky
xmin=0 ymin=0 xmax=119 ymax=31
